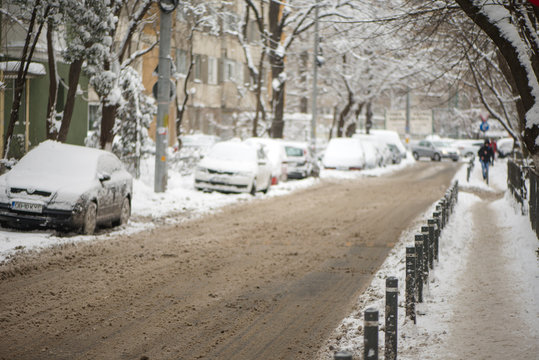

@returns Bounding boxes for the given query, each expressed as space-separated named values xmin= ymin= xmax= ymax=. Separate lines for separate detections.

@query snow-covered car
xmin=353 ymin=133 xmax=392 ymax=167
xmin=244 ymin=137 xmax=287 ymax=184
xmin=180 ymin=133 xmax=221 ymax=150
xmin=282 ymin=141 xmax=320 ymax=179
xmin=387 ymin=144 xmax=402 ymax=164
xmin=496 ymin=137 xmax=515 ymax=158
xmin=412 ymin=139 xmax=459 ymax=161
xmin=322 ymin=138 xmax=368 ymax=170
xmin=453 ymin=139 xmax=484 ymax=158
xmin=0 ymin=141 xmax=133 ymax=234
xmin=194 ymin=141 xmax=272 ymax=195
xmin=371 ymin=129 xmax=408 ymax=160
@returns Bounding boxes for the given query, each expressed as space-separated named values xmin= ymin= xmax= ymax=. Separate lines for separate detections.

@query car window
xmin=418 ymin=141 xmax=428 ymax=147
xmin=285 ymin=146 xmax=304 ymax=157
xmin=98 ymin=154 xmax=122 ymax=174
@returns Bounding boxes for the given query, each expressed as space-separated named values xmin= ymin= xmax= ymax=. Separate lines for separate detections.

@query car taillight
xmin=349 ymin=167 xmax=362 ymax=170
xmin=271 ymin=176 xmax=278 ymax=185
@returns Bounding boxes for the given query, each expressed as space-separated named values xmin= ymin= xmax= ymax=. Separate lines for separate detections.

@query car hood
xmin=0 ymin=171 xmax=96 ymax=207
xmin=200 ymin=157 xmax=257 ymax=174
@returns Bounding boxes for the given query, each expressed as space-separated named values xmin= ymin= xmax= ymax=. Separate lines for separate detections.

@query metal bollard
xmin=433 ymin=213 xmax=441 ymax=260
xmin=414 ymin=234 xmax=424 ymax=302
xmin=334 ymin=351 xmax=353 ymax=360
xmin=364 ymin=308 xmax=379 ymax=360
xmin=385 ymin=277 xmax=398 ymax=360
xmin=405 ymin=246 xmax=416 ymax=323
xmin=440 ymin=200 xmax=446 ymax=228
xmin=421 ymin=226 xmax=432 ymax=274
xmin=427 ymin=219 xmax=436 ymax=266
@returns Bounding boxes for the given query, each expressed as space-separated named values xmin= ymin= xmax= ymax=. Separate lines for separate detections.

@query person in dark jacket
xmin=478 ymin=139 xmax=495 ymax=180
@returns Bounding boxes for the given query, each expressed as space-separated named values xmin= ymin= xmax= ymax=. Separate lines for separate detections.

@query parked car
xmin=412 ymin=139 xmax=459 ymax=161
xmin=497 ymin=137 xmax=515 ymax=158
xmin=353 ymin=133 xmax=392 ymax=167
xmin=453 ymin=139 xmax=484 ymax=158
xmin=194 ymin=141 xmax=272 ymax=195
xmin=370 ymin=129 xmax=408 ymax=160
xmin=180 ymin=133 xmax=221 ymax=151
xmin=322 ymin=138 xmax=367 ymax=170
xmin=244 ymin=137 xmax=287 ymax=184
xmin=387 ymin=143 xmax=402 ymax=164
xmin=282 ymin=141 xmax=320 ymax=179
xmin=0 ymin=141 xmax=133 ymax=234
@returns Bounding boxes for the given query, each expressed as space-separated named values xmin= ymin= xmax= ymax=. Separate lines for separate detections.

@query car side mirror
xmin=99 ymin=173 xmax=111 ymax=182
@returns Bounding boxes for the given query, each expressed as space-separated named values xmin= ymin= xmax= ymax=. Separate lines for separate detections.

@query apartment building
xmin=141 ymin=1 xmax=265 ymax=143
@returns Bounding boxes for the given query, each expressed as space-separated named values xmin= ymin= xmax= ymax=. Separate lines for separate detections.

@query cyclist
xmin=478 ymin=139 xmax=495 ymax=182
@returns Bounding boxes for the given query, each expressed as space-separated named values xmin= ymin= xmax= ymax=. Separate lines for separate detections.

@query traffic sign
xmin=480 ymin=121 xmax=489 ymax=132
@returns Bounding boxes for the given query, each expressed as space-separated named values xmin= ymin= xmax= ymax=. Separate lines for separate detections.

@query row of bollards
xmin=334 ymin=181 xmax=459 ymax=360
xmin=406 ymin=181 xmax=458 ymax=324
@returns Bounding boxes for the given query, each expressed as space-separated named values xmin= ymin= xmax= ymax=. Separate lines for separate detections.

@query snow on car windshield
xmin=14 ymin=141 xmax=98 ymax=179
xmin=207 ymin=143 xmax=256 ymax=162
xmin=433 ymin=141 xmax=450 ymax=148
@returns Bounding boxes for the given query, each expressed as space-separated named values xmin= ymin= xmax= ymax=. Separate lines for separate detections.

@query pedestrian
xmin=488 ymin=138 xmax=497 ymax=165
xmin=478 ymin=139 xmax=494 ymax=181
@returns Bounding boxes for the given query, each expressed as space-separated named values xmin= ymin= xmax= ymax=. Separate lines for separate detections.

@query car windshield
xmin=432 ymin=141 xmax=450 ymax=148
xmin=285 ymin=147 xmax=304 ymax=157
xmin=207 ymin=143 xmax=256 ymax=162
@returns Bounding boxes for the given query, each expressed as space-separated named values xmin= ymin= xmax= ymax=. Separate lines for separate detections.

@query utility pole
xmin=310 ymin=0 xmax=320 ymax=155
xmin=154 ymin=0 xmax=177 ymax=192
xmin=405 ymin=86 xmax=410 ymax=146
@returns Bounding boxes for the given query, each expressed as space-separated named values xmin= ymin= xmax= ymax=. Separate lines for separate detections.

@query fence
xmin=507 ymin=158 xmax=539 ymax=238
xmin=333 ymin=181 xmax=459 ymax=360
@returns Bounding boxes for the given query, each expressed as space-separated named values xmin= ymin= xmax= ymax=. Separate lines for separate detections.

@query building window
xmin=224 ymin=59 xmax=235 ymax=82
xmin=193 ymin=54 xmax=202 ymax=82
xmin=223 ymin=12 xmax=239 ymax=33
xmin=208 ymin=56 xmax=218 ymax=85
xmin=236 ymin=62 xmax=243 ymax=84
xmin=88 ymin=103 xmax=100 ymax=131
xmin=177 ymin=49 xmax=188 ymax=75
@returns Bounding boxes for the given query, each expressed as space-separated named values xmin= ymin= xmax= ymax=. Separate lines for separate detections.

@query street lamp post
xmin=310 ymin=0 xmax=320 ymax=155
xmin=154 ymin=0 xmax=178 ymax=193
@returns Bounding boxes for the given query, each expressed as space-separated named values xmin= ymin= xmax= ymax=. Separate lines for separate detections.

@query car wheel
xmin=82 ymin=202 xmax=97 ymax=235
xmin=119 ymin=197 xmax=130 ymax=225
xmin=433 ymin=153 xmax=441 ymax=161
xmin=250 ymin=180 xmax=257 ymax=196
xmin=413 ymin=152 xmax=419 ymax=160
xmin=262 ymin=176 xmax=271 ymax=194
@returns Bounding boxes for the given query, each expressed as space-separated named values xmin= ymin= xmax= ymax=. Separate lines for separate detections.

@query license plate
xmin=12 ymin=201 xmax=43 ymax=213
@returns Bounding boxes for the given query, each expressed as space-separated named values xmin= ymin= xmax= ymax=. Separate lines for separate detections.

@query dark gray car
xmin=412 ymin=140 xmax=459 ymax=161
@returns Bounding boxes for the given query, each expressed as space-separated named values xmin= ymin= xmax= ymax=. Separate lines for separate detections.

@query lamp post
xmin=154 ymin=0 xmax=178 ymax=193
xmin=310 ymin=0 xmax=320 ymax=156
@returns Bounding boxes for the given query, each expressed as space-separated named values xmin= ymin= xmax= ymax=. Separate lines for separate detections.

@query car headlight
xmin=196 ymin=166 xmax=207 ymax=173
xmin=442 ymin=150 xmax=448 ymax=155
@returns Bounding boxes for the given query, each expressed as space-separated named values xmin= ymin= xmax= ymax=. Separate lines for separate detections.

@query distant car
xmin=387 ymin=144 xmax=402 ymax=164
xmin=371 ymin=129 xmax=408 ymax=160
xmin=244 ymin=137 xmax=287 ymax=184
xmin=453 ymin=139 xmax=484 ymax=158
xmin=180 ymin=133 xmax=221 ymax=150
xmin=322 ymin=138 xmax=367 ymax=170
xmin=412 ymin=139 xmax=459 ymax=161
xmin=194 ymin=141 xmax=272 ymax=195
xmin=282 ymin=141 xmax=320 ymax=179
xmin=0 ymin=141 xmax=133 ymax=234
xmin=497 ymin=137 xmax=515 ymax=158
xmin=353 ymin=133 xmax=392 ymax=167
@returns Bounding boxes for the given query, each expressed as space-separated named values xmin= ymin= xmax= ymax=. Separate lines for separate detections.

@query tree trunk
xmin=57 ymin=58 xmax=83 ymax=143
xmin=4 ymin=2 xmax=42 ymax=157
xmin=100 ymin=103 xmax=117 ymax=151
xmin=365 ymin=101 xmax=373 ymax=135
xmin=45 ymin=21 xmax=58 ymax=140
xmin=268 ymin=0 xmax=285 ymax=139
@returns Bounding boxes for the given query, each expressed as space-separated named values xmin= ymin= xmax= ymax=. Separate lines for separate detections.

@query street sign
xmin=480 ymin=121 xmax=489 ymax=132
xmin=152 ymin=80 xmax=176 ymax=101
